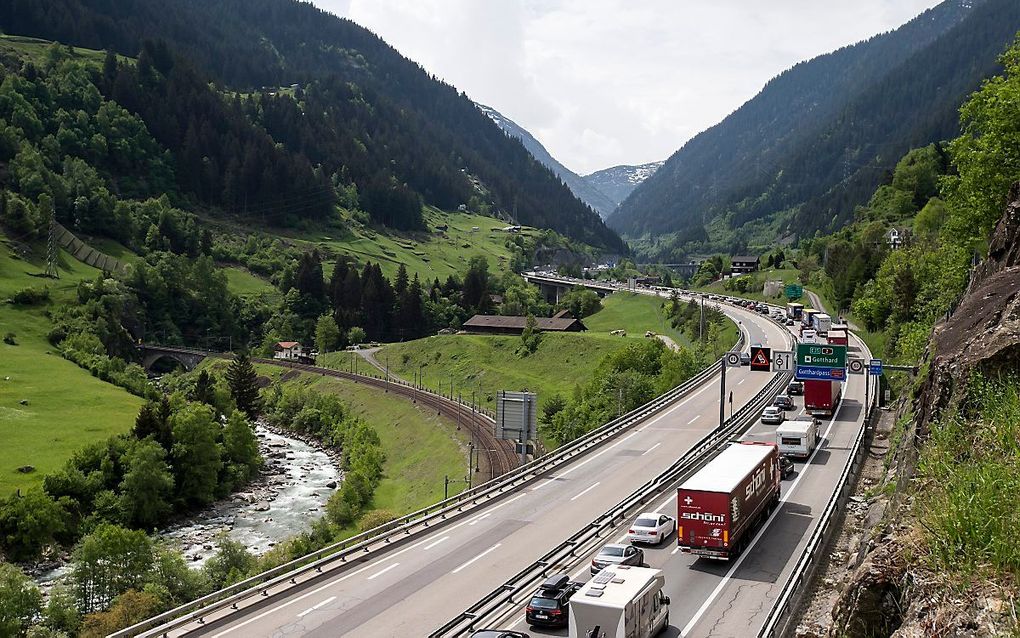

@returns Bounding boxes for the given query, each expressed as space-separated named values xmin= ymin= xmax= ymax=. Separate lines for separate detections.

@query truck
xmin=802 ymin=308 xmax=819 ymax=328
xmin=776 ymin=418 xmax=819 ymax=459
xmin=812 ymin=312 xmax=832 ymax=335
xmin=804 ymin=379 xmax=841 ymax=416
xmin=826 ymin=324 xmax=850 ymax=346
xmin=568 ymin=566 xmax=670 ymax=638
xmin=786 ymin=302 xmax=804 ymax=320
xmin=676 ymin=441 xmax=781 ymax=560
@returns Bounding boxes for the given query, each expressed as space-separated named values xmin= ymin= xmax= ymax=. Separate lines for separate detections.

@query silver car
xmin=590 ymin=543 xmax=644 ymax=575
xmin=761 ymin=406 xmax=785 ymax=425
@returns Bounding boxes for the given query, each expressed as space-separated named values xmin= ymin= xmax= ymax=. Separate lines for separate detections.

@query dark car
xmin=787 ymin=381 xmax=804 ymax=395
xmin=774 ymin=394 xmax=795 ymax=410
xmin=471 ymin=632 xmax=530 ymax=638
xmin=525 ymin=574 xmax=581 ymax=628
xmin=591 ymin=543 xmax=644 ymax=575
xmin=779 ymin=454 xmax=795 ymax=479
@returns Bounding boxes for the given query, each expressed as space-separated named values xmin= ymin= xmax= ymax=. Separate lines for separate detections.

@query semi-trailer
xmin=802 ymin=308 xmax=820 ymax=328
xmin=804 ymin=379 xmax=841 ymax=416
xmin=812 ymin=313 xmax=832 ymax=335
xmin=786 ymin=302 xmax=804 ymax=320
xmin=676 ymin=441 xmax=781 ymax=560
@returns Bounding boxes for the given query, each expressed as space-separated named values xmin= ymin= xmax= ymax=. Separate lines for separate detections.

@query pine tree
xmin=192 ymin=370 xmax=216 ymax=407
xmin=226 ymin=351 xmax=261 ymax=418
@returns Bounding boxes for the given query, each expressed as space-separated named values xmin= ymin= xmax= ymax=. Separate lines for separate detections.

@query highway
xmin=502 ymin=328 xmax=872 ymax=638
xmin=170 ymin=301 xmax=791 ymax=637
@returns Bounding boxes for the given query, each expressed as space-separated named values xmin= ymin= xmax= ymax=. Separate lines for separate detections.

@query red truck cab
xmin=677 ymin=442 xmax=781 ymax=559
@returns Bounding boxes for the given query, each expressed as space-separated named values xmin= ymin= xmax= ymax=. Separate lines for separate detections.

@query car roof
xmin=602 ymin=543 xmax=627 ymax=550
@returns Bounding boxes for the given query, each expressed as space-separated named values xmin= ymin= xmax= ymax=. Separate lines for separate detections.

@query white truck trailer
xmin=568 ymin=566 xmax=670 ymax=638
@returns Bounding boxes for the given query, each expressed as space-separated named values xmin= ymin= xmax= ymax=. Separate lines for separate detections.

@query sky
xmin=312 ymin=1 xmax=944 ymax=175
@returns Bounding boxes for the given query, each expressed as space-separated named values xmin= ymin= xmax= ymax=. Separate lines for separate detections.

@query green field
xmin=584 ymin=292 xmax=692 ymax=347
xmin=224 ymin=266 xmax=277 ymax=297
xmin=0 ymin=237 xmax=144 ymax=494
xmin=249 ymin=363 xmax=471 ymax=509
xmin=0 ymin=34 xmax=117 ymax=68
xmin=277 ymin=208 xmax=533 ymax=282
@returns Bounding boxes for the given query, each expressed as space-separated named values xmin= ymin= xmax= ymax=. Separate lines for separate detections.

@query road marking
xmin=210 ymin=533 xmax=445 ymax=637
xmin=570 ymin=481 xmax=602 ymax=501
xmin=468 ymin=513 xmax=491 ymax=526
xmin=531 ymin=479 xmax=555 ymax=491
xmin=686 ymin=414 xmax=700 ymax=425
xmin=556 ymin=431 xmax=640 ymax=477
xmin=367 ymin=563 xmax=400 ymax=580
xmin=738 ymin=378 xmax=745 ymax=385
xmin=423 ymin=536 xmax=449 ymax=550
xmin=671 ymin=546 xmax=681 ymax=555
xmin=296 ymin=596 xmax=335 ymax=618
xmin=452 ymin=543 xmax=502 ymax=574
xmin=642 ymin=442 xmax=661 ymax=456
xmin=680 ymin=383 xmax=851 ymax=637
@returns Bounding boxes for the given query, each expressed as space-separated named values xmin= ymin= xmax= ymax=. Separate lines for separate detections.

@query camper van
xmin=776 ymin=417 xmax=820 ymax=459
xmin=568 ymin=566 xmax=670 ymax=638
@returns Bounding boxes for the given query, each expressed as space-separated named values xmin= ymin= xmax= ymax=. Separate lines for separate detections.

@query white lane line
xmin=367 ymin=563 xmax=400 ymax=580
xmin=671 ymin=547 xmax=681 ymax=555
xmin=680 ymin=390 xmax=850 ymax=637
xmin=296 ymin=596 xmax=336 ymax=618
xmin=452 ymin=543 xmax=502 ymax=574
xmin=531 ymin=479 xmax=555 ymax=491
xmin=642 ymin=442 xmax=662 ymax=456
xmin=738 ymin=378 xmax=745 ymax=385
xmin=556 ymin=431 xmax=640 ymax=477
xmin=449 ymin=493 xmax=527 ymax=532
xmin=468 ymin=513 xmax=491 ymax=526
xmin=423 ymin=536 xmax=449 ymax=550
xmin=686 ymin=414 xmax=700 ymax=425
xmin=570 ymin=482 xmax=602 ymax=501
xmin=210 ymin=532 xmax=448 ymax=637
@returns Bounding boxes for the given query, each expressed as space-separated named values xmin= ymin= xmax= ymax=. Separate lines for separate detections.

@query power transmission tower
xmin=45 ymin=212 xmax=59 ymax=278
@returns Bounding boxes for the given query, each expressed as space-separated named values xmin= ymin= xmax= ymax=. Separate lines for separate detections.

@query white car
xmin=761 ymin=406 xmax=786 ymax=425
xmin=627 ymin=512 xmax=676 ymax=545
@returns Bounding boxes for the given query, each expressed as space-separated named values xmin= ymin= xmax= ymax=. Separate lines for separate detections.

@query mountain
xmin=1 ymin=0 xmax=625 ymax=252
xmin=476 ymin=103 xmax=617 ymax=218
xmin=609 ymin=0 xmax=1020 ymax=258
xmin=584 ymin=162 xmax=664 ymax=211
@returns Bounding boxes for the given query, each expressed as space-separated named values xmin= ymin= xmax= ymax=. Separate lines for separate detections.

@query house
xmin=274 ymin=341 xmax=304 ymax=361
xmin=730 ymin=255 xmax=761 ymax=275
xmin=461 ymin=314 xmax=587 ymax=335
xmin=887 ymin=227 xmax=907 ymax=249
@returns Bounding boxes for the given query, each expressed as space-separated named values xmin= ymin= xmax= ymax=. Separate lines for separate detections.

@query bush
xmin=10 ymin=286 xmax=50 ymax=305
xmin=3 ymin=333 xmax=15 ymax=345
xmin=358 ymin=509 xmax=397 ymax=533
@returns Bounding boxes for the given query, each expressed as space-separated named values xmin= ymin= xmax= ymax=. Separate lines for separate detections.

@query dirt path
xmin=354 ymin=347 xmax=407 ymax=382
xmin=805 ymin=289 xmax=860 ymax=331
xmin=654 ymin=334 xmax=681 ymax=352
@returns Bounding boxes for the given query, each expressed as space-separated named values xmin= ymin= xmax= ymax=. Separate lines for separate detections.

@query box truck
xmin=568 ymin=566 xmax=670 ymax=638
xmin=812 ymin=313 xmax=832 ymax=335
xmin=802 ymin=308 xmax=819 ymax=328
xmin=786 ymin=302 xmax=804 ymax=320
xmin=776 ymin=419 xmax=819 ymax=459
xmin=676 ymin=441 xmax=781 ymax=560
xmin=804 ymin=380 xmax=841 ymax=416
xmin=826 ymin=324 xmax=849 ymax=346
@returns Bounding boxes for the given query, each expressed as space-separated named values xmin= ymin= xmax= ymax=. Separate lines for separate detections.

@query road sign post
xmin=869 ymin=359 xmax=883 ymax=376
xmin=719 ymin=356 xmax=726 ymax=429
xmin=496 ymin=391 xmax=538 ymax=464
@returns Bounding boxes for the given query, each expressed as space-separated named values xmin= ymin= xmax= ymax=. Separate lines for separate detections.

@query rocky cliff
xmin=802 ymin=184 xmax=1020 ymax=638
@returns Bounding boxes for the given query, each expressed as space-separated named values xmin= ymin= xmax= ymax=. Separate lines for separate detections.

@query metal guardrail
xmin=757 ymin=335 xmax=878 ymax=638
xmin=431 ymin=368 xmax=792 ymax=636
xmin=118 ymin=327 xmax=745 ymax=638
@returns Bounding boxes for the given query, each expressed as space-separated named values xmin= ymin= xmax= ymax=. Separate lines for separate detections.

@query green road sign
xmin=796 ymin=343 xmax=846 ymax=368
xmin=785 ymin=284 xmax=803 ymax=300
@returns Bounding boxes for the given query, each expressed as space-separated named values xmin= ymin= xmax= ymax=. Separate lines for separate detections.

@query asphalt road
xmin=513 ymin=331 xmax=871 ymax=638
xmin=177 ymin=302 xmax=790 ymax=638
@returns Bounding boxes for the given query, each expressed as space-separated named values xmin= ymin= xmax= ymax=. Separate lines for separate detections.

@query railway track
xmin=257 ymin=358 xmax=519 ymax=479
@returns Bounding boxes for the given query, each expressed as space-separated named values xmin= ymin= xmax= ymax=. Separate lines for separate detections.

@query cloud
xmin=313 ymin=0 xmax=943 ymax=174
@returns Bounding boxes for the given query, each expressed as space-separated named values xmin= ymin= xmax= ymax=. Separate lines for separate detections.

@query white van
xmin=568 ymin=566 xmax=670 ymax=638
xmin=775 ymin=418 xmax=818 ymax=459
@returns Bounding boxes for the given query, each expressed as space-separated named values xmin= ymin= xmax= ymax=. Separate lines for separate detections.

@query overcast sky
xmin=312 ymin=1 xmax=944 ymax=175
